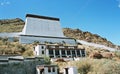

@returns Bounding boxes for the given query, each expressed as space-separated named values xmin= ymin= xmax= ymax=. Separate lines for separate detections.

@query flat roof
xmin=26 ymin=14 xmax=60 ymax=21
xmin=36 ymin=64 xmax=58 ymax=67
xmin=20 ymin=34 xmax=75 ymax=40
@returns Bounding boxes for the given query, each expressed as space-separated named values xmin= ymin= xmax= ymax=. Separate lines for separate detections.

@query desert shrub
xmin=13 ymin=37 xmax=19 ymax=42
xmin=114 ymin=51 xmax=120 ymax=58
xmin=22 ymin=49 xmax=34 ymax=57
xmin=15 ymin=44 xmax=26 ymax=52
xmin=43 ymin=56 xmax=51 ymax=64
xmin=33 ymin=41 xmax=40 ymax=45
xmin=89 ymin=52 xmax=103 ymax=59
xmin=55 ymin=58 xmax=66 ymax=62
xmin=64 ymin=58 xmax=93 ymax=74
xmin=97 ymin=61 xmax=120 ymax=74
xmin=53 ymin=62 xmax=68 ymax=72
xmin=2 ymin=37 xmax=8 ymax=42
xmin=78 ymin=61 xmax=92 ymax=74
xmin=52 ymin=58 xmax=120 ymax=74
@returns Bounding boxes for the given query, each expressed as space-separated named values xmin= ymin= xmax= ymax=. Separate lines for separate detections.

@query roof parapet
xmin=26 ymin=14 xmax=60 ymax=21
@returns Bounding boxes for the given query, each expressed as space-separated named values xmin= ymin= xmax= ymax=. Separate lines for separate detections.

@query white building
xmin=63 ymin=67 xmax=78 ymax=74
xmin=34 ymin=44 xmax=85 ymax=61
xmin=0 ymin=14 xmax=77 ymax=45
xmin=36 ymin=65 xmax=58 ymax=74
xmin=19 ymin=14 xmax=77 ymax=45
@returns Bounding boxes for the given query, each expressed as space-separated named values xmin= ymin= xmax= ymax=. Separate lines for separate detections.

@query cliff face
xmin=63 ymin=28 xmax=120 ymax=49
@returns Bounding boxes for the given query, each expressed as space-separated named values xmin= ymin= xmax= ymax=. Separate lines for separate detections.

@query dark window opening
xmin=40 ymin=69 xmax=44 ymax=74
xmin=61 ymin=50 xmax=66 ymax=57
xmin=55 ymin=50 xmax=60 ymax=58
xmin=65 ymin=68 xmax=69 ymax=74
xmin=49 ymin=50 xmax=54 ymax=58
xmin=72 ymin=50 xmax=76 ymax=57
xmin=67 ymin=50 xmax=71 ymax=57
xmin=67 ymin=50 xmax=71 ymax=55
xmin=49 ymin=50 xmax=53 ymax=55
xmin=48 ymin=67 xmax=51 ymax=72
xmin=81 ymin=50 xmax=85 ymax=57
xmin=42 ymin=50 xmax=44 ymax=54
xmin=53 ymin=67 xmax=55 ymax=72
xmin=41 ymin=46 xmax=44 ymax=49
xmin=77 ymin=50 xmax=81 ymax=57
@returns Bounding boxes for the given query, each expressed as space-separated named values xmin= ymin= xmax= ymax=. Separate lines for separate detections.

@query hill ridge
xmin=0 ymin=18 xmax=119 ymax=49
xmin=63 ymin=28 xmax=120 ymax=49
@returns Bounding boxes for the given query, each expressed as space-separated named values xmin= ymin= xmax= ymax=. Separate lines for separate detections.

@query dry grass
xmin=0 ymin=37 xmax=34 ymax=57
xmin=53 ymin=58 xmax=120 ymax=74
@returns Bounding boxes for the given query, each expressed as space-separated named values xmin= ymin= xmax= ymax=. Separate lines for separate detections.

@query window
xmin=49 ymin=50 xmax=54 ymax=58
xmin=55 ymin=50 xmax=60 ymax=57
xmin=61 ymin=50 xmax=66 ymax=57
xmin=52 ymin=67 xmax=55 ymax=72
xmin=81 ymin=50 xmax=85 ymax=57
xmin=67 ymin=50 xmax=71 ymax=57
xmin=41 ymin=46 xmax=44 ymax=49
xmin=48 ymin=67 xmax=51 ymax=72
xmin=67 ymin=50 xmax=71 ymax=55
xmin=72 ymin=50 xmax=76 ymax=57
xmin=49 ymin=50 xmax=53 ymax=55
xmin=76 ymin=50 xmax=81 ymax=57
xmin=42 ymin=50 xmax=44 ymax=54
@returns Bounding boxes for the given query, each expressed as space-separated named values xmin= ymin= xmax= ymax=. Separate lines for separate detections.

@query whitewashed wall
xmin=63 ymin=67 xmax=78 ymax=74
xmin=34 ymin=45 xmax=46 ymax=56
xmin=22 ymin=17 xmax=64 ymax=37
xmin=20 ymin=36 xmax=76 ymax=45
xmin=0 ymin=32 xmax=21 ymax=37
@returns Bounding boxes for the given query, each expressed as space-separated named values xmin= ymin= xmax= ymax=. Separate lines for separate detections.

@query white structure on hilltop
xmin=20 ymin=14 xmax=76 ymax=45
xmin=22 ymin=14 xmax=64 ymax=37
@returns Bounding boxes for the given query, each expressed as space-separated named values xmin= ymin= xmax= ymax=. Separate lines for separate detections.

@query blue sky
xmin=0 ymin=0 xmax=120 ymax=45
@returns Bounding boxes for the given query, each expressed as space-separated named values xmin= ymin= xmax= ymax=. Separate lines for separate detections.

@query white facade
xmin=34 ymin=44 xmax=86 ymax=61
xmin=36 ymin=65 xmax=58 ymax=74
xmin=34 ymin=44 xmax=46 ymax=56
xmin=22 ymin=14 xmax=64 ymax=37
xmin=0 ymin=32 xmax=22 ymax=37
xmin=63 ymin=67 xmax=78 ymax=74
xmin=20 ymin=14 xmax=77 ymax=45
xmin=20 ymin=35 xmax=76 ymax=45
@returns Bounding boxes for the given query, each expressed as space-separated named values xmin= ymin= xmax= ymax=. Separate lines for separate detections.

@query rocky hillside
xmin=0 ymin=18 xmax=24 ymax=32
xmin=0 ymin=18 xmax=119 ymax=49
xmin=63 ymin=28 xmax=120 ymax=49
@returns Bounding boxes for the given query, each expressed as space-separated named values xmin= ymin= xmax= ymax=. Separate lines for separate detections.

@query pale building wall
xmin=20 ymin=14 xmax=77 ymax=45
xmin=22 ymin=17 xmax=64 ymax=37
xmin=63 ymin=67 xmax=78 ymax=74
xmin=0 ymin=32 xmax=22 ymax=37
xmin=34 ymin=45 xmax=46 ymax=56
xmin=34 ymin=45 xmax=86 ymax=62
xmin=44 ymin=67 xmax=58 ymax=74
xmin=34 ymin=45 xmax=40 ymax=56
xmin=20 ymin=35 xmax=76 ymax=45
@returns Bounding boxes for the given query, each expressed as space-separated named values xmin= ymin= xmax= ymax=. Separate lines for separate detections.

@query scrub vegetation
xmin=0 ymin=37 xmax=34 ymax=57
xmin=54 ymin=58 xmax=120 ymax=74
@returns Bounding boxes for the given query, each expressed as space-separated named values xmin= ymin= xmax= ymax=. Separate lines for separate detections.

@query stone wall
xmin=0 ymin=60 xmax=44 ymax=74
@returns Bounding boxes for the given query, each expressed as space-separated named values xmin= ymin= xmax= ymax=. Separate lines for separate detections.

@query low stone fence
xmin=0 ymin=56 xmax=44 ymax=74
